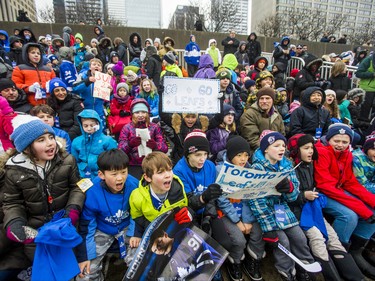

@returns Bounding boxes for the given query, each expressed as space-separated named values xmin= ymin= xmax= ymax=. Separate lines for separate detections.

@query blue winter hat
xmin=49 ymin=78 xmax=67 ymax=94
xmin=326 ymin=123 xmax=353 ymax=143
xmin=11 ymin=115 xmax=55 ymax=152
xmin=48 ymin=54 xmax=58 ymax=63
xmin=259 ymin=130 xmax=286 ymax=153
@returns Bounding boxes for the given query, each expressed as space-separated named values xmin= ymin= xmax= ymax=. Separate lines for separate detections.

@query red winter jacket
xmin=314 ymin=140 xmax=375 ymax=219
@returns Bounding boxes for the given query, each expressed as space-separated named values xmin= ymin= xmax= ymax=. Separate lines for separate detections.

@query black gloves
xmin=262 ymin=231 xmax=279 ymax=248
xmin=275 ymin=178 xmax=293 ymax=193
xmin=119 ymin=110 xmax=131 ymax=117
xmin=202 ymin=184 xmax=222 ymax=203
xmin=367 ymin=215 xmax=375 ymax=224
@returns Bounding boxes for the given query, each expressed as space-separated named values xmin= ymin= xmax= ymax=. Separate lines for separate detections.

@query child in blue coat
xmin=71 ymin=109 xmax=117 ymax=179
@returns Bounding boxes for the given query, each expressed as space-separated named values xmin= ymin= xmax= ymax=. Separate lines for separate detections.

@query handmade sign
xmin=93 ymin=71 xmax=111 ymax=101
xmin=162 ymin=77 xmax=220 ymax=114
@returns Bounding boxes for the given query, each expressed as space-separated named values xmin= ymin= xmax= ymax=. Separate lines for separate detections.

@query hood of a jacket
xmin=129 ymin=32 xmax=142 ymax=47
xmin=77 ymin=109 xmax=102 ymax=138
xmin=280 ymin=36 xmax=290 ymax=45
xmin=75 ymin=33 xmax=83 ymax=42
xmin=99 ymin=37 xmax=112 ymax=48
xmin=22 ymin=43 xmax=44 ymax=67
xmin=94 ymin=25 xmax=104 ymax=35
xmin=198 ymin=54 xmax=214 ymax=69
xmin=301 ymin=86 xmax=326 ymax=108
xmin=304 ymin=55 xmax=323 ymax=72
xmin=63 ymin=26 xmax=72 ymax=34
xmin=208 ymin=39 xmax=217 ymax=48
xmin=221 ymin=54 xmax=238 ymax=70
xmin=0 ymin=30 xmax=9 ymax=45
xmin=254 ymin=56 xmax=269 ymax=69
xmin=247 ymin=32 xmax=257 ymax=41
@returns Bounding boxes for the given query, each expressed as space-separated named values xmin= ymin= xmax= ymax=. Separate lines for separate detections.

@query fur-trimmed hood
xmin=348 ymin=88 xmax=365 ymax=104
xmin=171 ymin=113 xmax=209 ymax=135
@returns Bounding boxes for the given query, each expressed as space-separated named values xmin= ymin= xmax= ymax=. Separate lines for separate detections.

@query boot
xmin=349 ymin=235 xmax=375 ymax=280
xmin=242 ymin=246 xmax=263 ymax=281
xmin=279 ymin=271 xmax=297 ymax=281
xmin=295 ymin=266 xmax=316 ymax=281
xmin=227 ymin=261 xmax=243 ymax=281
xmin=212 ymin=268 xmax=224 ymax=281
xmin=329 ymin=250 xmax=365 ymax=281
xmin=314 ymin=256 xmax=341 ymax=281
xmin=363 ymin=237 xmax=375 ymax=267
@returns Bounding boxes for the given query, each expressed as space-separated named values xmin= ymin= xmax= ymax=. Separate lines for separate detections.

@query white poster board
xmin=93 ymin=71 xmax=111 ymax=101
xmin=216 ymin=162 xmax=296 ymax=199
xmin=162 ymin=77 xmax=220 ymax=114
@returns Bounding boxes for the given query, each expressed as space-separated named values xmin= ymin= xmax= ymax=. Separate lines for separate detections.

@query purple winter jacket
xmin=193 ymin=54 xmax=216 ymax=79
xmin=206 ymin=127 xmax=230 ymax=158
xmin=118 ymin=122 xmax=168 ymax=166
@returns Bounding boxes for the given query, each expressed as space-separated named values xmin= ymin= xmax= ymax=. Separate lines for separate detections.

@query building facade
xmin=0 ymin=0 xmax=36 ymax=22
xmin=251 ymin=0 xmax=375 ymax=37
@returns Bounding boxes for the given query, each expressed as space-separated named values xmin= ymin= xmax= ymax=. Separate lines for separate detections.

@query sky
xmin=35 ymin=0 xmax=251 ymax=30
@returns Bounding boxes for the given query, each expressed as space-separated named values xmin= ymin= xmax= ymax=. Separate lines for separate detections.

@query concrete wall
xmin=2 ymin=21 xmax=374 ymax=57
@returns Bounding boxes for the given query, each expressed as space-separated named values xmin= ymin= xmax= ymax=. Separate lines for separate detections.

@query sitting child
xmin=75 ymin=149 xmax=140 ymax=281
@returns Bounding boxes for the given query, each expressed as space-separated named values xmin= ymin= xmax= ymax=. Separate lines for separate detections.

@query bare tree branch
xmin=37 ymin=4 xmax=55 ymax=23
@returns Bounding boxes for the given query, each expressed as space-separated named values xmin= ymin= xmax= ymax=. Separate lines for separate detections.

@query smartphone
xmin=343 ymin=117 xmax=350 ymax=125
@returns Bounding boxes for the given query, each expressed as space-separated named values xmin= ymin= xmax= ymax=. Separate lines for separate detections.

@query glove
xmin=262 ymin=231 xmax=279 ymax=248
xmin=28 ymin=82 xmax=40 ymax=93
xmin=129 ymin=137 xmax=142 ymax=148
xmin=174 ymin=207 xmax=193 ymax=224
xmin=119 ymin=110 xmax=131 ymax=117
xmin=275 ymin=178 xmax=293 ymax=193
xmin=6 ymin=219 xmax=35 ymax=244
xmin=146 ymin=139 xmax=157 ymax=150
xmin=367 ymin=215 xmax=375 ymax=224
xmin=65 ymin=205 xmax=80 ymax=225
xmin=202 ymin=183 xmax=223 ymax=203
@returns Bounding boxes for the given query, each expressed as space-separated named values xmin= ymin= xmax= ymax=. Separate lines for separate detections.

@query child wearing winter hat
xmin=160 ymin=51 xmax=183 ymax=79
xmin=0 ymin=96 xmax=17 ymax=152
xmin=118 ymin=98 xmax=168 ymax=179
xmin=71 ymin=109 xmax=117 ymax=179
xmin=216 ymin=69 xmax=243 ymax=121
xmin=127 ymin=69 xmax=141 ymax=97
xmin=215 ymin=135 xmax=265 ymax=281
xmin=59 ymin=46 xmax=78 ymax=91
xmin=206 ymin=104 xmax=236 ymax=161
xmin=110 ymin=61 xmax=126 ymax=95
xmin=314 ymin=123 xmax=375 ymax=279
xmin=251 ymin=130 xmax=316 ymax=280
xmin=275 ymin=87 xmax=289 ymax=119
xmin=247 ymin=56 xmax=268 ymax=81
xmin=108 ymin=82 xmax=133 ymax=137
xmin=288 ymin=133 xmax=363 ymax=281
xmin=3 ymin=115 xmax=84 ymax=262
xmin=173 ymin=130 xmax=226 ymax=271
xmin=205 ymin=39 xmax=222 ymax=71
xmin=353 ymin=132 xmax=375 ymax=194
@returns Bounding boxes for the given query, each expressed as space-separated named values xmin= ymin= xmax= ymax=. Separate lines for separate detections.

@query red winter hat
xmin=287 ymin=133 xmax=318 ymax=164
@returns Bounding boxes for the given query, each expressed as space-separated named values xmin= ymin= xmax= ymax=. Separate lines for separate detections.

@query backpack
xmin=69 ymin=34 xmax=75 ymax=47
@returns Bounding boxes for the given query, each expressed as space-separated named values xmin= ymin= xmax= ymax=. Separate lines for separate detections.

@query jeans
xmin=323 ymin=196 xmax=375 ymax=243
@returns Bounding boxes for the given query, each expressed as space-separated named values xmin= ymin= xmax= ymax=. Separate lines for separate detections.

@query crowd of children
xmin=1 ymin=25 xmax=375 ymax=281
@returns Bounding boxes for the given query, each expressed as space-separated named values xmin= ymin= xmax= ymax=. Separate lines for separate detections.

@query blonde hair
xmin=90 ymin=58 xmax=103 ymax=67
xmin=330 ymin=60 xmax=347 ymax=78
xmin=142 ymin=151 xmax=172 ymax=179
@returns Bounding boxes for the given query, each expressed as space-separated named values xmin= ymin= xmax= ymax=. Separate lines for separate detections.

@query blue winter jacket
xmin=184 ymin=41 xmax=201 ymax=66
xmin=53 ymin=127 xmax=72 ymax=153
xmin=249 ymin=148 xmax=300 ymax=233
xmin=0 ymin=30 xmax=10 ymax=52
xmin=72 ymin=70 xmax=105 ymax=119
xmin=71 ymin=109 xmax=117 ymax=179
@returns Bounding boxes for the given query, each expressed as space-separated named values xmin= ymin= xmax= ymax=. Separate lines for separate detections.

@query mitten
xmin=65 ymin=205 xmax=80 ymax=225
xmin=275 ymin=178 xmax=293 ymax=193
xmin=0 ymin=96 xmax=13 ymax=115
xmin=28 ymin=82 xmax=40 ymax=93
xmin=119 ymin=110 xmax=126 ymax=117
xmin=146 ymin=139 xmax=157 ymax=150
xmin=129 ymin=137 xmax=142 ymax=148
xmin=174 ymin=207 xmax=193 ymax=224
xmin=314 ymin=81 xmax=324 ymax=88
xmin=202 ymin=184 xmax=222 ymax=203
xmin=262 ymin=231 xmax=279 ymax=248
xmin=6 ymin=219 xmax=35 ymax=244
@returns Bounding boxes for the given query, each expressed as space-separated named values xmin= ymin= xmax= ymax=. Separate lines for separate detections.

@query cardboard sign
xmin=215 ymin=161 xmax=296 ymax=199
xmin=162 ymin=77 xmax=221 ymax=114
xmin=93 ymin=71 xmax=111 ymax=101
xmin=123 ymin=209 xmax=228 ymax=281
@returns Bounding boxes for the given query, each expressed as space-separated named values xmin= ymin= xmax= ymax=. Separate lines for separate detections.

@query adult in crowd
xmin=356 ymin=53 xmax=375 ymax=121
xmin=221 ymin=30 xmax=240 ymax=57
xmin=47 ymin=78 xmax=84 ymax=141
xmin=246 ymin=32 xmax=261 ymax=66
xmin=240 ymin=87 xmax=285 ymax=156
xmin=128 ymin=32 xmax=142 ymax=62
xmin=184 ymin=35 xmax=201 ymax=77
xmin=273 ymin=36 xmax=291 ymax=71
xmin=112 ymin=37 xmax=128 ymax=66
xmin=0 ymin=79 xmax=32 ymax=113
